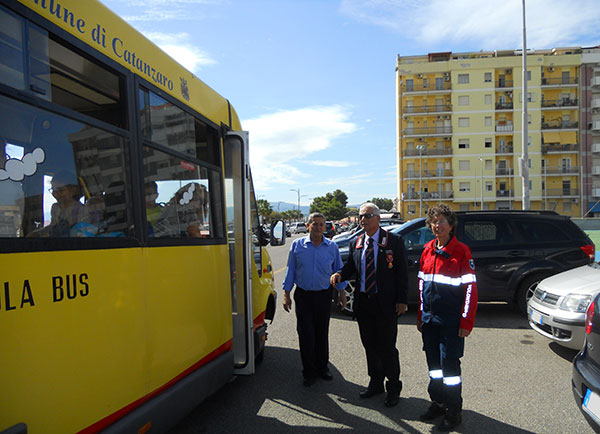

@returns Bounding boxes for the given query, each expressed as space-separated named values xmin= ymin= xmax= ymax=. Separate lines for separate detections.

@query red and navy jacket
xmin=417 ymin=235 xmax=478 ymax=331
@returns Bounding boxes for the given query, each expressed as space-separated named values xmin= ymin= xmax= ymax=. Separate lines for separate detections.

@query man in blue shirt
xmin=283 ymin=212 xmax=347 ymax=387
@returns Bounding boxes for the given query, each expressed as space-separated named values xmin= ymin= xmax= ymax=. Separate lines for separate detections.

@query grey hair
xmin=308 ymin=212 xmax=326 ymax=223
xmin=359 ymin=202 xmax=380 ymax=216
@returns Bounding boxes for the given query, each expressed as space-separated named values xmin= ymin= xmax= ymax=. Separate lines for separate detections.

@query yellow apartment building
xmin=395 ymin=48 xmax=593 ymax=218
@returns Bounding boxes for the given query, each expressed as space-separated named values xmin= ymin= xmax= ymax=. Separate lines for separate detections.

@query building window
xmin=486 ymin=182 xmax=493 ymax=192
xmin=527 ymin=70 xmax=532 ymax=81
xmin=458 ymin=139 xmax=470 ymax=149
xmin=485 ymin=94 xmax=492 ymax=104
xmin=484 ymin=116 xmax=492 ymax=126
xmin=563 ymin=201 xmax=571 ymax=213
xmin=485 ymin=138 xmax=492 ymax=148
xmin=484 ymin=72 xmax=492 ymax=82
xmin=458 ymin=74 xmax=469 ymax=84
xmin=459 ymin=160 xmax=470 ymax=171
xmin=459 ymin=117 xmax=470 ymax=127
xmin=459 ymin=182 xmax=471 ymax=192
xmin=485 ymin=160 xmax=492 ymax=170
xmin=458 ymin=95 xmax=470 ymax=106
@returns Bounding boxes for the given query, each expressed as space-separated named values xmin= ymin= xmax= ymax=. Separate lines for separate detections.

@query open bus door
xmin=224 ymin=131 xmax=255 ymax=375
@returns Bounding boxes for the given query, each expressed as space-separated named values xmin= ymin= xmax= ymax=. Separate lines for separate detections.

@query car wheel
xmin=343 ymin=280 xmax=356 ymax=315
xmin=516 ymin=274 xmax=547 ymax=315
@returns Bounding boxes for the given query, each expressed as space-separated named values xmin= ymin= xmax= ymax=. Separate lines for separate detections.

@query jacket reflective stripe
xmin=443 ymin=376 xmax=461 ymax=386
xmin=418 ymin=271 xmax=477 ymax=286
xmin=429 ymin=369 xmax=443 ymax=379
xmin=462 ymin=284 xmax=473 ymax=318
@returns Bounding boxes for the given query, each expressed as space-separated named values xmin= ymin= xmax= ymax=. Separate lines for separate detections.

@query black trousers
xmin=356 ymin=292 xmax=401 ymax=391
xmin=293 ymin=287 xmax=332 ymax=379
xmin=422 ymin=322 xmax=464 ymax=413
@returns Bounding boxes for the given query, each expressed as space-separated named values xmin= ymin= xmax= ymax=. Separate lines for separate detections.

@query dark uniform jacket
xmin=340 ymin=229 xmax=409 ymax=315
xmin=417 ymin=235 xmax=478 ymax=331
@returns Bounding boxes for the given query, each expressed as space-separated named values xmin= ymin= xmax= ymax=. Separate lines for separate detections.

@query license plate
xmin=530 ymin=309 xmax=543 ymax=325
xmin=583 ymin=388 xmax=600 ymax=420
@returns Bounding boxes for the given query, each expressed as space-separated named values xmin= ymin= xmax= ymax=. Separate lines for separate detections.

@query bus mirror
xmin=270 ymin=220 xmax=286 ymax=246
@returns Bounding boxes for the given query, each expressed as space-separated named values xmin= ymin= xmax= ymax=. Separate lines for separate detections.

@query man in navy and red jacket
xmin=417 ymin=204 xmax=478 ymax=432
xmin=331 ymin=202 xmax=408 ymax=407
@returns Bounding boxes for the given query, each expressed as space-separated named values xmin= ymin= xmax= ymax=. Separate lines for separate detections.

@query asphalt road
xmin=169 ymin=233 xmax=594 ymax=434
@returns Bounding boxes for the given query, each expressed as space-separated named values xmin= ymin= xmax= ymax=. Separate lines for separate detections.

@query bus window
xmin=0 ymin=5 xmax=125 ymax=128
xmin=139 ymin=88 xmax=219 ymax=166
xmin=143 ymin=146 xmax=223 ymax=239
xmin=0 ymin=94 xmax=134 ymax=238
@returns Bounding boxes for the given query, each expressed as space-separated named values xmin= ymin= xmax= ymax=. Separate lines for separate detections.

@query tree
xmin=310 ymin=189 xmax=349 ymax=220
xmin=370 ymin=197 xmax=394 ymax=211
xmin=257 ymin=199 xmax=273 ymax=222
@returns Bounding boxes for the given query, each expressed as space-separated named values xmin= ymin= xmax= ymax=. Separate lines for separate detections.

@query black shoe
xmin=420 ymin=402 xmax=446 ymax=421
xmin=320 ymin=370 xmax=333 ymax=381
xmin=438 ymin=412 xmax=461 ymax=432
xmin=303 ymin=377 xmax=316 ymax=387
xmin=384 ymin=392 xmax=400 ymax=407
xmin=359 ymin=386 xmax=384 ymax=398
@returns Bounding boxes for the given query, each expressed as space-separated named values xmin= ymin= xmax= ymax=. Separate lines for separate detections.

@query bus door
xmin=224 ymin=131 xmax=255 ymax=375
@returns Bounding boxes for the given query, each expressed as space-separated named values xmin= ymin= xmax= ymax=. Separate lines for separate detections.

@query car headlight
xmin=559 ymin=294 xmax=592 ymax=313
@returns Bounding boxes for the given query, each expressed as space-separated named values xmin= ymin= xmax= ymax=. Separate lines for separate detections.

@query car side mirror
xmin=270 ymin=220 xmax=286 ymax=246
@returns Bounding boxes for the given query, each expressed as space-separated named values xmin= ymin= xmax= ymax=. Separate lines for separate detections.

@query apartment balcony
xmin=404 ymin=147 xmax=453 ymax=157
xmin=543 ymin=165 xmax=580 ymax=175
xmin=495 ymin=124 xmax=514 ymax=132
xmin=495 ymin=80 xmax=514 ymax=88
xmin=401 ymin=82 xmax=452 ymax=93
xmin=496 ymin=145 xmax=514 ymax=154
xmin=403 ymin=104 xmax=452 ymax=115
xmin=496 ymin=190 xmax=513 ymax=198
xmin=496 ymin=168 xmax=514 ymax=176
xmin=592 ymin=143 xmax=600 ymax=153
xmin=592 ymin=165 xmax=600 ymax=175
xmin=541 ymin=77 xmax=578 ymax=86
xmin=541 ymin=121 xmax=578 ymax=130
xmin=404 ymin=169 xmax=454 ymax=179
xmin=404 ymin=191 xmax=454 ymax=200
xmin=544 ymin=188 xmax=579 ymax=197
xmin=495 ymin=102 xmax=514 ymax=110
xmin=541 ymin=98 xmax=578 ymax=108
xmin=402 ymin=127 xmax=453 ymax=137
xmin=591 ymin=76 xmax=600 ymax=87
xmin=541 ymin=143 xmax=579 ymax=154
xmin=593 ymin=188 xmax=600 ymax=197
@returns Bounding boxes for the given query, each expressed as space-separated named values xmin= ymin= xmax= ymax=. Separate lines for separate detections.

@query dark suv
xmin=338 ymin=211 xmax=595 ymax=314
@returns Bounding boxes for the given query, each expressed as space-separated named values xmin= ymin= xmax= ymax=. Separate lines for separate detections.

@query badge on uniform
xmin=386 ymin=250 xmax=394 ymax=268
xmin=469 ymin=259 xmax=475 ymax=270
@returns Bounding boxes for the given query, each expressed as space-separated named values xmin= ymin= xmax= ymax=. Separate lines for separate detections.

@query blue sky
xmin=100 ymin=0 xmax=600 ymax=208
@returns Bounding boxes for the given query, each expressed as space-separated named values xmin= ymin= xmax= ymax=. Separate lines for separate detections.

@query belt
xmin=296 ymin=287 xmax=329 ymax=293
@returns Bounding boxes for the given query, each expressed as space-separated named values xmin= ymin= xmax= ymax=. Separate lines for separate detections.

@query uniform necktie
xmin=365 ymin=237 xmax=377 ymax=293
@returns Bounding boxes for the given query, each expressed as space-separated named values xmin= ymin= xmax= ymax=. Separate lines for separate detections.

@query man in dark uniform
xmin=331 ymin=202 xmax=408 ymax=407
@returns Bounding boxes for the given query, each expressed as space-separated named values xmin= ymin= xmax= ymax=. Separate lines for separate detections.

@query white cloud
xmin=340 ymin=0 xmax=600 ymax=50
xmin=308 ymin=161 xmax=356 ymax=168
xmin=243 ymin=106 xmax=358 ymax=191
xmin=141 ymin=32 xmax=217 ymax=72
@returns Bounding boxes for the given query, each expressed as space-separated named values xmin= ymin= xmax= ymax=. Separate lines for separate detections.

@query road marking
xmin=274 ymin=266 xmax=287 ymax=275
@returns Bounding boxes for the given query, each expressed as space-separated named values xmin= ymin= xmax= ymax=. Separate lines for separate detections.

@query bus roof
xmin=20 ymin=0 xmax=241 ymax=129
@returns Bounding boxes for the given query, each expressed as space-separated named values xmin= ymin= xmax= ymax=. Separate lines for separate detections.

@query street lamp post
xmin=416 ymin=144 xmax=425 ymax=217
xmin=290 ymin=188 xmax=300 ymax=217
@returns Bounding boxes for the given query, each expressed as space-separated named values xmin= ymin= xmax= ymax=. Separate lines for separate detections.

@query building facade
xmin=396 ymin=47 xmax=600 ymax=218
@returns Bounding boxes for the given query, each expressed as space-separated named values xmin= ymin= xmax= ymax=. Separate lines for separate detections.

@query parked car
xmin=337 ymin=211 xmax=595 ymax=315
xmin=572 ymin=292 xmax=600 ymax=432
xmin=289 ymin=222 xmax=307 ymax=234
xmin=324 ymin=221 xmax=336 ymax=238
xmin=528 ymin=262 xmax=600 ymax=349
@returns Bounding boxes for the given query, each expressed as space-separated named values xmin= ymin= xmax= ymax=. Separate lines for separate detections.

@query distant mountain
xmin=270 ymin=201 xmax=310 ymax=215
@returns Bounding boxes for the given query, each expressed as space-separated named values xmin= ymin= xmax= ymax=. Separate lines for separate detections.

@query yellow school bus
xmin=0 ymin=0 xmax=279 ymax=432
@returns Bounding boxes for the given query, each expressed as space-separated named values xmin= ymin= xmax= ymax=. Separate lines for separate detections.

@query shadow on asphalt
xmin=549 ymin=341 xmax=580 ymax=362
xmin=330 ymin=302 xmax=530 ymax=331
xmin=168 ymin=346 xmax=536 ymax=434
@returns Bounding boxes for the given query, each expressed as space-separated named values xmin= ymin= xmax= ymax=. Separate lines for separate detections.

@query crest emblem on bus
xmin=180 ymin=77 xmax=190 ymax=101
